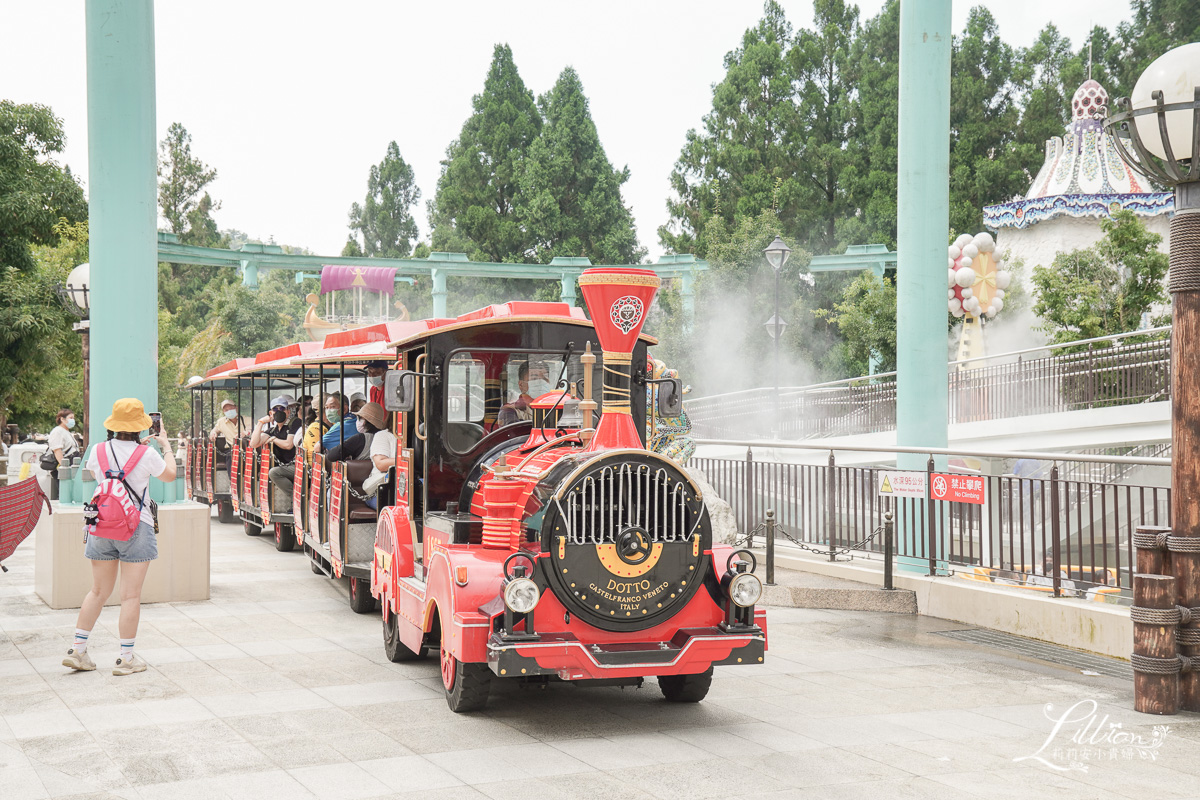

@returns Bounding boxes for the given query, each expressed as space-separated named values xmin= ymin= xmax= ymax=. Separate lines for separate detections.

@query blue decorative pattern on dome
xmin=983 ymin=193 xmax=1174 ymax=230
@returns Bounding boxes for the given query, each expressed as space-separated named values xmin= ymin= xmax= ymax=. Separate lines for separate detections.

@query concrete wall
xmin=772 ymin=549 xmax=1132 ymax=660
xmin=998 ymin=213 xmax=1171 ymax=283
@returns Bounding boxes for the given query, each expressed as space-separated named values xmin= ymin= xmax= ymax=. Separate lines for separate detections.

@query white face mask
xmin=527 ymin=379 xmax=553 ymax=398
xmin=224 ymin=409 xmax=237 ymax=420
xmin=66 ymin=418 xmax=75 ymax=429
xmin=355 ymin=419 xmax=367 ymax=434
xmin=368 ymin=375 xmax=384 ymax=387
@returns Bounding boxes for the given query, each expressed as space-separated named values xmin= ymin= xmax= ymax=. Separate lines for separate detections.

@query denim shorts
xmin=85 ymin=521 xmax=158 ymax=563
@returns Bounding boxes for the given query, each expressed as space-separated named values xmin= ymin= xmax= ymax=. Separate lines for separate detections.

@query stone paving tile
xmin=4 ymin=511 xmax=1199 ymax=799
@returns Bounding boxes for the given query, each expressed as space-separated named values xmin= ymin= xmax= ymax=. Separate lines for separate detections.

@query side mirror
xmin=384 ymin=370 xmax=417 ymax=413
xmin=656 ymin=377 xmax=683 ymax=418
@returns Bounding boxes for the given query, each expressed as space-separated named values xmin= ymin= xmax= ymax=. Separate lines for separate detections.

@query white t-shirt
xmin=85 ymin=440 xmax=167 ymax=528
xmin=47 ymin=426 xmax=78 ymax=461
xmin=368 ymin=430 xmax=397 ymax=479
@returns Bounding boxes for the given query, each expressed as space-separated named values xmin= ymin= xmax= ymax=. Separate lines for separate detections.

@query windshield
xmin=445 ymin=350 xmax=598 ymax=452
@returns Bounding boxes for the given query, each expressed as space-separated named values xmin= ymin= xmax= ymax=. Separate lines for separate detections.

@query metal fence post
xmin=765 ymin=509 xmax=776 ymax=586
xmin=827 ymin=451 xmax=837 ymax=562
xmin=884 ymin=510 xmax=895 ymax=590
xmin=744 ymin=447 xmax=754 ymax=548
xmin=1050 ymin=462 xmax=1062 ymax=597
xmin=926 ymin=455 xmax=937 ymax=576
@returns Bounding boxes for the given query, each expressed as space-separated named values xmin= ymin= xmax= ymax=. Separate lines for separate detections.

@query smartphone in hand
xmin=149 ymin=412 xmax=162 ymax=436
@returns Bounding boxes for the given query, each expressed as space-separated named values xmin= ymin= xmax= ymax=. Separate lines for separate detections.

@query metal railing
xmin=688 ymin=327 xmax=1171 ymax=440
xmin=693 ymin=439 xmax=1172 ymax=602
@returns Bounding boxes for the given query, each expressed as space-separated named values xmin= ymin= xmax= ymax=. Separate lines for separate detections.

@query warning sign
xmin=931 ymin=473 xmax=986 ymax=505
xmin=876 ymin=470 xmax=927 ymax=499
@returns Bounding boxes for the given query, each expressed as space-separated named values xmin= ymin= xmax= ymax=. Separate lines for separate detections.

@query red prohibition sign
xmin=932 ymin=475 xmax=948 ymax=499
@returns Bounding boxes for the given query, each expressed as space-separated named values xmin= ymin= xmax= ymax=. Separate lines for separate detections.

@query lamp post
xmin=1105 ymin=42 xmax=1200 ymax=713
xmin=763 ymin=236 xmax=791 ymax=435
xmin=56 ymin=262 xmax=91 ymax=449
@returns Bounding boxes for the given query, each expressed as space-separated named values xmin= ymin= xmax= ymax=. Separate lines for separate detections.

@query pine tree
xmin=518 ymin=67 xmax=645 ymax=265
xmin=346 ymin=141 xmax=421 ymax=258
xmin=659 ymin=1 xmax=800 ymax=257
xmin=158 ymin=122 xmax=218 ymax=236
xmin=429 ymin=44 xmax=542 ymax=263
xmin=847 ymin=0 xmax=900 ymax=248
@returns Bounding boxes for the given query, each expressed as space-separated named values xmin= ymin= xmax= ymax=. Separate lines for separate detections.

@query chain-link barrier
xmin=733 ymin=519 xmax=887 ymax=562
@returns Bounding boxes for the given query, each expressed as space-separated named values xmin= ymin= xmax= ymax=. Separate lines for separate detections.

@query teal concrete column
xmin=240 ymin=259 xmax=259 ymax=288
xmin=431 ymin=268 xmax=448 ymax=317
xmin=680 ymin=272 xmax=696 ymax=330
xmin=895 ymin=0 xmax=951 ymax=470
xmin=560 ymin=273 xmax=575 ymax=306
xmin=85 ymin=0 xmax=158 ymax=449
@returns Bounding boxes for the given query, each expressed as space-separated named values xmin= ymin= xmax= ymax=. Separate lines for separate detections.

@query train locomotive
xmin=372 ymin=267 xmax=766 ymax=711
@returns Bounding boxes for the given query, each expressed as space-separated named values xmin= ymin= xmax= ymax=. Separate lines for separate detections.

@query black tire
xmin=243 ymin=518 xmax=262 ymax=536
xmin=659 ymin=667 xmax=713 ymax=703
xmin=441 ymin=635 xmax=490 ymax=713
xmin=218 ymin=500 xmax=235 ymax=524
xmin=349 ymin=577 xmax=375 ymax=614
xmin=274 ymin=523 xmax=294 ymax=552
xmin=383 ymin=610 xmax=421 ymax=662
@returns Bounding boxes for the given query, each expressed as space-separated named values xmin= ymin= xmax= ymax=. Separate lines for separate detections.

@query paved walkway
xmin=2 ymin=510 xmax=1199 ymax=800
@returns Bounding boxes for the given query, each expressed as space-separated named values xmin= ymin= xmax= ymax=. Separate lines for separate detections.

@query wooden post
xmin=1135 ymin=525 xmax=1172 ymax=576
xmin=1132 ymin=574 xmax=1180 ymax=715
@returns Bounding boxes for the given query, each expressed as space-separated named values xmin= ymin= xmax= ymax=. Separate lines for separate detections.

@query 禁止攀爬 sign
xmin=931 ymin=473 xmax=986 ymax=505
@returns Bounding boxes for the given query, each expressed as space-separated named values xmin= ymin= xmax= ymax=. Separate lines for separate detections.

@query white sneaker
xmin=112 ymin=653 xmax=147 ymax=676
xmin=62 ymin=648 xmax=96 ymax=671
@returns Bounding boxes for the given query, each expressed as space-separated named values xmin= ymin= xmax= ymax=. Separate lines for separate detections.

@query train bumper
xmin=486 ymin=622 xmax=765 ymax=681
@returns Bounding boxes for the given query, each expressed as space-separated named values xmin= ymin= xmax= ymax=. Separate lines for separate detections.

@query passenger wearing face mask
xmin=208 ymin=399 xmax=247 ymax=448
xmin=46 ymin=408 xmax=81 ymax=498
xmin=250 ymin=396 xmax=301 ymax=464
xmin=320 ymin=393 xmax=358 ymax=452
xmin=497 ymin=362 xmax=552 ymax=427
xmin=365 ymin=360 xmax=388 ymax=406
xmin=322 ymin=402 xmax=380 ymax=464
xmin=269 ymin=396 xmax=328 ymax=499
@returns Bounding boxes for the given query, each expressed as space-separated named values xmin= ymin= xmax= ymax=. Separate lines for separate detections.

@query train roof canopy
xmin=384 ymin=301 xmax=656 ymax=348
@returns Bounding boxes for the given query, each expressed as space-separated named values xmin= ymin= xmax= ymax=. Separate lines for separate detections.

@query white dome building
xmin=984 ymin=79 xmax=1172 ymax=270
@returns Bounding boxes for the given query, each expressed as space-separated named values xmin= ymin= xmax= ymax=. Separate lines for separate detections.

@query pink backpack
xmin=84 ymin=444 xmax=148 ymax=541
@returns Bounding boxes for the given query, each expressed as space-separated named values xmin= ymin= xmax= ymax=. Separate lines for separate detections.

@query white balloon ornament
xmin=963 ymin=243 xmax=979 ymax=259
xmin=949 ymin=245 xmax=962 ymax=260
xmin=996 ymin=270 xmax=1011 ymax=290
xmin=955 ymin=267 xmax=975 ymax=288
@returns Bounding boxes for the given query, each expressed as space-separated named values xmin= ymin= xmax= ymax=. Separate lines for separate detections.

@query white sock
xmin=73 ymin=629 xmax=90 ymax=653
xmin=119 ymin=638 xmax=135 ymax=659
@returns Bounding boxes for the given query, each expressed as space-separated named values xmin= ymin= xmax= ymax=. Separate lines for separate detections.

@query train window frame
xmin=442 ymin=346 xmax=600 ymax=455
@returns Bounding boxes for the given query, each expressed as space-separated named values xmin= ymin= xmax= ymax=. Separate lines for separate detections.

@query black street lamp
xmin=1104 ymin=42 xmax=1200 ymax=714
xmin=763 ymin=236 xmax=792 ymax=435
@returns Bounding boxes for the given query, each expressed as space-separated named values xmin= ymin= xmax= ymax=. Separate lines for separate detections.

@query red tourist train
xmin=186 ymin=267 xmax=766 ymax=711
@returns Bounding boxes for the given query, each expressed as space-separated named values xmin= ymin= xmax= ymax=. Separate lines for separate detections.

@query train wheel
xmin=217 ymin=500 xmax=235 ymax=524
xmin=440 ymin=631 xmax=490 ymax=713
xmin=383 ymin=609 xmax=420 ymax=662
xmin=243 ymin=519 xmax=262 ymax=536
xmin=349 ymin=577 xmax=375 ymax=614
xmin=658 ymin=667 xmax=713 ymax=703
xmin=274 ymin=523 xmax=294 ymax=552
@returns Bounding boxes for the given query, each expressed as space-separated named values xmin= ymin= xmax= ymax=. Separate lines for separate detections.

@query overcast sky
xmin=3 ymin=1 xmax=1134 ymax=261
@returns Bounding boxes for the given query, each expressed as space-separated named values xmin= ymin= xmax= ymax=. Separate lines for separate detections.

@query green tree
xmin=346 ymin=141 xmax=421 ymax=258
xmin=158 ymin=122 xmax=218 ymax=236
xmin=1108 ymin=0 xmax=1200 ymax=99
xmin=948 ymin=7 xmax=1025 ymax=235
xmin=430 ymin=44 xmax=542 ymax=262
xmin=518 ymin=67 xmax=645 ymax=265
xmin=1032 ymin=210 xmax=1169 ymax=344
xmin=660 ymin=1 xmax=800 ymax=257
xmin=789 ymin=0 xmax=861 ymax=253
xmin=814 ymin=272 xmax=897 ymax=375
xmin=0 ymin=101 xmax=87 ymax=431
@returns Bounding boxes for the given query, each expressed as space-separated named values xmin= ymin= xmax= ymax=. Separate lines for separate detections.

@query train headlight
xmin=729 ymin=573 xmax=762 ymax=608
xmin=504 ymin=577 xmax=541 ymax=614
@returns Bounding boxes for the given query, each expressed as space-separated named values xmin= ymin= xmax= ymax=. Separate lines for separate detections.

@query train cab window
xmin=444 ymin=350 xmax=595 ymax=454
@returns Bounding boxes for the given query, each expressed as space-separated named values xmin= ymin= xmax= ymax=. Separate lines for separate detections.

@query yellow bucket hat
xmin=104 ymin=398 xmax=153 ymax=433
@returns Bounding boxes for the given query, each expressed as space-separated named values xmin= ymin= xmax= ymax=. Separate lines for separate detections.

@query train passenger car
xmin=371 ymin=268 xmax=766 ymax=711
xmin=186 ymin=358 xmax=257 ymax=523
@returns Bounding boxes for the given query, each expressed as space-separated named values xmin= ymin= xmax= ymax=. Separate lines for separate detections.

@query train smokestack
xmin=578 ymin=267 xmax=661 ymax=450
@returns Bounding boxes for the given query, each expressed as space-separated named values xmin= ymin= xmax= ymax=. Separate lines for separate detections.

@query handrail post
xmin=883 ymin=510 xmax=894 ymax=590
xmin=744 ymin=447 xmax=754 ymax=548
xmin=765 ymin=509 xmax=776 ymax=586
xmin=1050 ymin=462 xmax=1062 ymax=597
xmin=926 ymin=455 xmax=937 ymax=576
xmin=827 ymin=451 xmax=837 ymax=562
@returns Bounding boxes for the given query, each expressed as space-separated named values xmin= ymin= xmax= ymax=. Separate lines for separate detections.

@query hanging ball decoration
xmin=973 ymin=232 xmax=995 ymax=253
xmin=962 ymin=243 xmax=979 ymax=260
xmin=949 ymin=298 xmax=962 ymax=313
xmin=961 ymin=287 xmax=973 ymax=299
xmin=958 ymin=256 xmax=973 ymax=269
xmin=955 ymin=233 xmax=973 ymax=249
xmin=952 ymin=308 xmax=965 ymax=318
xmin=949 ymin=245 xmax=962 ymax=260
xmin=948 ymin=268 xmax=957 ymax=287
xmin=996 ymin=270 xmax=1012 ymax=290
xmin=995 ymin=289 xmax=1005 ymax=299
xmin=955 ymin=267 xmax=976 ymax=288
xmin=986 ymin=308 xmax=997 ymax=318
xmin=991 ymin=297 xmax=1004 ymax=312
